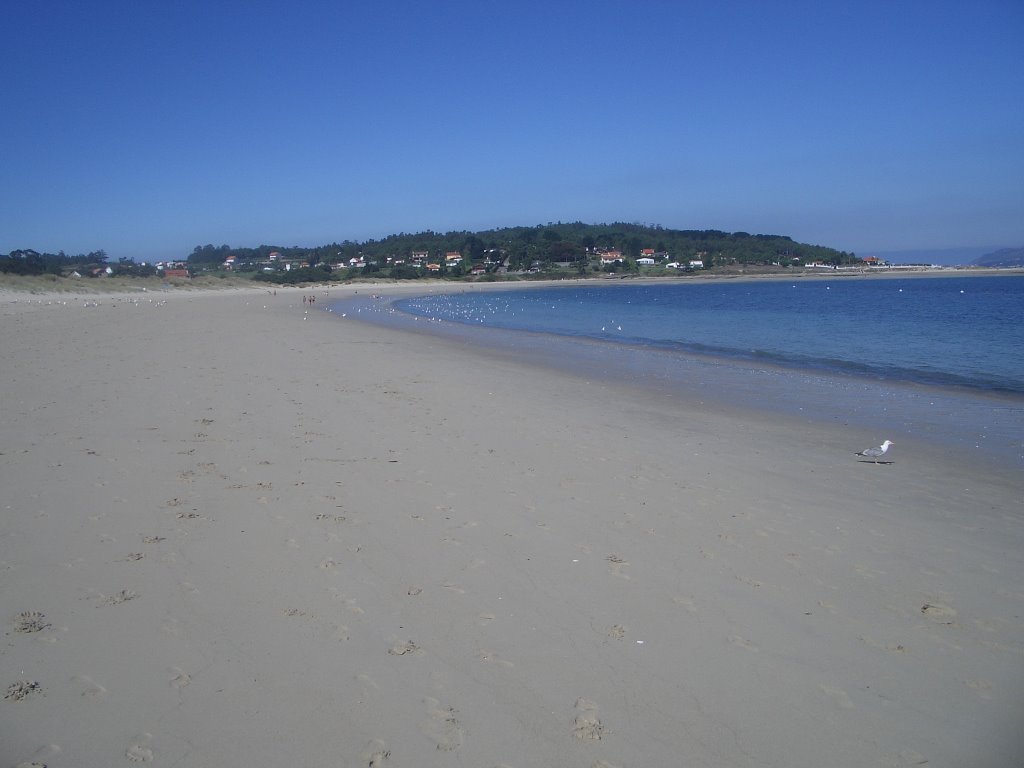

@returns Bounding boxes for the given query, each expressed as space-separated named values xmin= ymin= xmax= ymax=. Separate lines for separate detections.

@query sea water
xmin=334 ymin=275 xmax=1024 ymax=467
xmin=396 ymin=276 xmax=1024 ymax=394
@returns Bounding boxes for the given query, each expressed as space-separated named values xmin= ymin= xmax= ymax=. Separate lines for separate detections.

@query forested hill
xmin=186 ymin=222 xmax=856 ymax=270
xmin=1 ymin=223 xmax=857 ymax=279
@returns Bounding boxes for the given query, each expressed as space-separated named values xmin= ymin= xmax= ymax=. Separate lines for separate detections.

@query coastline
xmin=332 ymin=278 xmax=1024 ymax=472
xmin=1 ymin=262 xmax=1022 ymax=299
xmin=2 ymin=283 xmax=1023 ymax=766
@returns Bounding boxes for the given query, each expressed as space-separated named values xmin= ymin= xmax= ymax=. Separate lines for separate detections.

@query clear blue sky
xmin=3 ymin=0 xmax=1022 ymax=263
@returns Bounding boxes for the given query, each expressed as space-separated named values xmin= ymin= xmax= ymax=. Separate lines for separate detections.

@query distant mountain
xmin=972 ymin=247 xmax=1024 ymax=267
xmin=873 ymin=247 xmax=992 ymax=266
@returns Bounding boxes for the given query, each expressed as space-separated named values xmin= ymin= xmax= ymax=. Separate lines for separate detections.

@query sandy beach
xmin=2 ymin=283 xmax=1022 ymax=767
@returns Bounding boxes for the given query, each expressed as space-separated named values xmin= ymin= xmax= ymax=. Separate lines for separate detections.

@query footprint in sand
xmin=920 ymin=601 xmax=957 ymax=624
xmin=15 ymin=743 xmax=61 ymax=768
xmin=73 ymin=675 xmax=108 ymax=699
xmin=99 ymin=589 xmax=139 ymax=606
xmin=160 ymin=617 xmax=183 ymax=636
xmin=858 ymin=635 xmax=906 ymax=653
xmin=605 ymin=554 xmax=629 ymax=578
xmin=327 ymin=589 xmax=364 ymax=614
xmin=421 ymin=697 xmax=464 ymax=751
xmin=314 ymin=513 xmax=346 ymax=523
xmin=728 ymin=635 xmax=758 ymax=652
xmin=354 ymin=673 xmax=380 ymax=702
xmin=125 ymin=733 xmax=154 ymax=762
xmin=854 ymin=564 xmax=884 ymax=579
xmin=573 ymin=698 xmax=604 ymax=740
xmin=820 ymin=684 xmax=854 ymax=710
xmin=965 ymin=678 xmax=993 ymax=699
xmin=476 ymin=649 xmax=514 ymax=668
xmin=5 ymin=680 xmax=42 ymax=701
xmin=14 ymin=611 xmax=50 ymax=634
xmin=672 ymin=595 xmax=698 ymax=613
xmin=168 ymin=667 xmax=191 ymax=688
xmin=735 ymin=574 xmax=763 ymax=588
xmin=718 ymin=532 xmax=740 ymax=547
xmin=360 ymin=740 xmax=390 ymax=767
xmin=388 ymin=640 xmax=421 ymax=656
xmin=879 ymin=749 xmax=930 ymax=766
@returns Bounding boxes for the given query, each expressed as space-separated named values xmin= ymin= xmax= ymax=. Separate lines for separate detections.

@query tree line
xmin=3 ymin=222 xmax=858 ymax=279
xmin=0 ymin=248 xmax=109 ymax=275
xmin=187 ymin=221 xmax=858 ymax=273
xmin=0 ymin=248 xmax=164 ymax=278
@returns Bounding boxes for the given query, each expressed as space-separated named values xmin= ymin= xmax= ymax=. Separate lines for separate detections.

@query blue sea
xmin=334 ymin=275 xmax=1024 ymax=467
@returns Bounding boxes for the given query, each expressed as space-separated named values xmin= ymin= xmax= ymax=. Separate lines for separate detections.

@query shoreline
xmin=4 ymin=274 xmax=1021 ymax=470
xmin=1 ymin=263 xmax=1022 ymax=300
xmin=329 ymin=281 xmax=1024 ymax=472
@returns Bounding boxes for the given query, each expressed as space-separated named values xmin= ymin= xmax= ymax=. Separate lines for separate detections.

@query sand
xmin=1 ymin=284 xmax=1022 ymax=767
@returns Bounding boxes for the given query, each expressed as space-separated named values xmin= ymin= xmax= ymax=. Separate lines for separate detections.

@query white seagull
xmin=857 ymin=440 xmax=893 ymax=463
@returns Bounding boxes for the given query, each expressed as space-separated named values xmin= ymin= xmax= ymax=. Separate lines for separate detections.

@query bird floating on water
xmin=857 ymin=440 xmax=893 ymax=463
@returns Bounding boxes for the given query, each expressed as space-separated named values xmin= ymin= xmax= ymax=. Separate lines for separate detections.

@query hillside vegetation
xmin=187 ymin=222 xmax=856 ymax=279
xmin=4 ymin=221 xmax=857 ymax=284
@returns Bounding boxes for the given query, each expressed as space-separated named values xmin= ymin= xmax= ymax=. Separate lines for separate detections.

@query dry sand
xmin=1 ymin=285 xmax=1022 ymax=767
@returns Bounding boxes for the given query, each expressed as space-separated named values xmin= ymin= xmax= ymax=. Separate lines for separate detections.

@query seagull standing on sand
xmin=857 ymin=440 xmax=893 ymax=463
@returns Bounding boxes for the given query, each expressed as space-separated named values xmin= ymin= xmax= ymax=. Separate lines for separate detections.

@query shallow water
xmin=395 ymin=276 xmax=1024 ymax=395
xmin=328 ymin=278 xmax=1024 ymax=469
